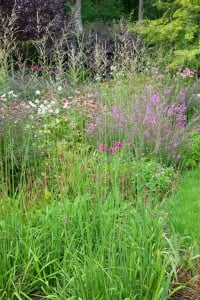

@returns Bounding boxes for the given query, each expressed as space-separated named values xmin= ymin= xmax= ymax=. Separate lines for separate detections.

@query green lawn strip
xmin=166 ymin=167 xmax=200 ymax=246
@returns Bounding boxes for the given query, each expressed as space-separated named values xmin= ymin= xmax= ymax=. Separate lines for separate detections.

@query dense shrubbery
xmin=0 ymin=0 xmax=69 ymax=41
xmin=0 ymin=0 xmax=73 ymax=70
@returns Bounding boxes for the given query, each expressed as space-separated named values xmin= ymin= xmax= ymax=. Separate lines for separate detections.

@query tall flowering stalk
xmin=87 ymin=85 xmax=199 ymax=165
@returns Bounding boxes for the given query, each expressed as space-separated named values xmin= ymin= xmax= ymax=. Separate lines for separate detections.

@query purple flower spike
xmin=150 ymin=93 xmax=160 ymax=104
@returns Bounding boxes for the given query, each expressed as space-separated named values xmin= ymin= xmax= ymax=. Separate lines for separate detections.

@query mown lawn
xmin=167 ymin=167 xmax=200 ymax=246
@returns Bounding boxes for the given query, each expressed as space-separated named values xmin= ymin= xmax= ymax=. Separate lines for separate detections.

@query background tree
xmin=139 ymin=0 xmax=200 ymax=71
xmin=138 ymin=0 xmax=143 ymax=20
xmin=82 ymin=0 xmax=123 ymax=22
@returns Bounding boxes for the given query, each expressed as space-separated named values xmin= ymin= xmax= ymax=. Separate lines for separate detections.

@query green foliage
xmin=0 ymin=195 xmax=178 ymax=299
xmin=183 ymin=131 xmax=200 ymax=169
xmin=1 ymin=34 xmax=200 ymax=297
xmin=0 ymin=69 xmax=8 ymax=94
xmin=168 ymin=48 xmax=200 ymax=71
xmin=93 ymin=155 xmax=177 ymax=201
xmin=167 ymin=167 xmax=200 ymax=246
xmin=82 ymin=0 xmax=123 ymax=22
xmin=82 ymin=0 xmax=159 ymax=22
xmin=141 ymin=1 xmax=200 ymax=47
xmin=133 ymin=158 xmax=176 ymax=199
xmin=138 ymin=0 xmax=200 ymax=71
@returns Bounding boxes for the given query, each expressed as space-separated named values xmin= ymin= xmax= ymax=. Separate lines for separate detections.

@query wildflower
xmin=57 ymin=86 xmax=62 ymax=92
xmin=49 ymin=70 xmax=56 ymax=75
xmin=172 ymin=141 xmax=179 ymax=149
xmin=95 ymin=74 xmax=101 ymax=81
xmin=24 ymin=124 xmax=30 ymax=130
xmin=99 ymin=144 xmax=107 ymax=151
xmin=38 ymin=104 xmax=46 ymax=115
xmin=87 ymin=123 xmax=96 ymax=134
xmin=178 ymin=89 xmax=185 ymax=101
xmin=54 ymin=109 xmax=59 ymax=114
xmin=28 ymin=101 xmax=37 ymax=108
xmin=0 ymin=94 xmax=6 ymax=101
xmin=31 ymin=65 xmax=38 ymax=71
xmin=176 ymin=103 xmax=186 ymax=114
xmin=108 ymin=147 xmax=116 ymax=154
xmin=63 ymin=100 xmax=70 ymax=109
xmin=145 ymin=130 xmax=150 ymax=139
xmin=35 ymin=90 xmax=41 ymax=96
xmin=38 ymin=66 xmax=44 ymax=72
xmin=167 ymin=104 xmax=175 ymax=118
xmin=150 ymin=93 xmax=160 ymax=104
xmin=114 ymin=141 xmax=123 ymax=149
xmin=179 ymin=68 xmax=196 ymax=78
xmin=47 ymin=104 xmax=52 ymax=109
xmin=164 ymin=88 xmax=172 ymax=95
xmin=196 ymin=126 xmax=200 ymax=132
xmin=50 ymin=100 xmax=56 ymax=105
xmin=8 ymin=90 xmax=17 ymax=98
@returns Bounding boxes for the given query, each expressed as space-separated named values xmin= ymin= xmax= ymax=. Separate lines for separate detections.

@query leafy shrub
xmin=0 ymin=0 xmax=69 ymax=41
xmin=136 ymin=0 xmax=200 ymax=72
xmin=94 ymin=145 xmax=177 ymax=201
xmin=0 ymin=0 xmax=72 ymax=67
xmin=140 ymin=0 xmax=200 ymax=49
xmin=168 ymin=49 xmax=200 ymax=73
xmin=183 ymin=130 xmax=200 ymax=169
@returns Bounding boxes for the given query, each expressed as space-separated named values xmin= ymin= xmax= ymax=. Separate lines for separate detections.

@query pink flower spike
xmin=108 ymin=147 xmax=116 ymax=154
xmin=150 ymin=93 xmax=160 ymax=104
xmin=99 ymin=144 xmax=107 ymax=151
xmin=114 ymin=141 xmax=123 ymax=149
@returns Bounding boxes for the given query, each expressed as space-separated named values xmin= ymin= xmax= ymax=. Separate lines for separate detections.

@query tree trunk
xmin=72 ymin=0 xmax=83 ymax=35
xmin=138 ymin=0 xmax=143 ymax=21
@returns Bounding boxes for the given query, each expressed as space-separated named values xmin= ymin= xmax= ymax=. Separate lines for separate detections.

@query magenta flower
xmin=99 ymin=144 xmax=107 ymax=151
xmin=114 ymin=141 xmax=123 ymax=149
xmin=108 ymin=147 xmax=116 ymax=154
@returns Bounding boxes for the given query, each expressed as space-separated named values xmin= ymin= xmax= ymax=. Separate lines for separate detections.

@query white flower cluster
xmin=0 ymin=91 xmax=17 ymax=101
xmin=29 ymin=98 xmax=60 ymax=115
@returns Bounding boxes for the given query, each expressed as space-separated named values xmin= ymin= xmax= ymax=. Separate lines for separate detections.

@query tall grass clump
xmin=0 ymin=194 xmax=180 ymax=299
